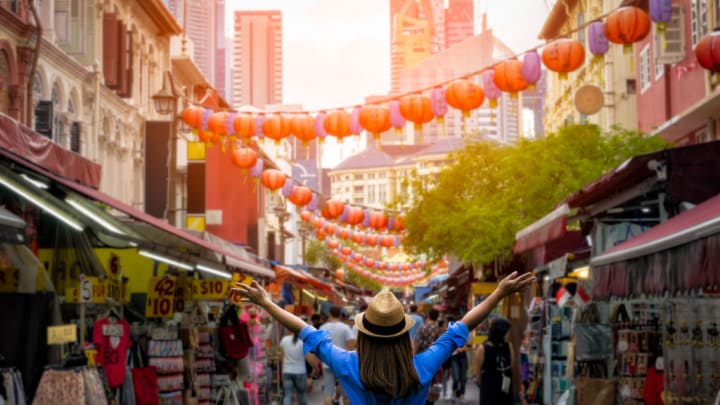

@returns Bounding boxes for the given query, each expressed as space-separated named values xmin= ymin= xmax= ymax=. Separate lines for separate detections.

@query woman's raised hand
xmin=232 ymin=280 xmax=271 ymax=306
xmin=497 ymin=271 xmax=535 ymax=297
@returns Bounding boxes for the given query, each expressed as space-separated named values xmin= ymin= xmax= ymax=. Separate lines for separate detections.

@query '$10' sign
xmin=146 ymin=276 xmax=176 ymax=318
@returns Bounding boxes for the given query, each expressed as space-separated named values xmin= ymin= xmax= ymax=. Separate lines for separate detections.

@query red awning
xmin=0 ymin=113 xmax=101 ymax=188
xmin=591 ymin=193 xmax=720 ymax=266
xmin=514 ymin=204 xmax=569 ymax=253
xmin=275 ymin=265 xmax=331 ymax=292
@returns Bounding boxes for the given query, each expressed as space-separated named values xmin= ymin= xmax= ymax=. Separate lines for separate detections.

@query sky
xmin=227 ymin=0 xmax=552 ymax=111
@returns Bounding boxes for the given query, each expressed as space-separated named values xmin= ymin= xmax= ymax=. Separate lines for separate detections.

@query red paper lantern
xmin=493 ymin=59 xmax=529 ymax=97
xmin=262 ymin=114 xmax=292 ymax=145
xmin=346 ymin=207 xmax=365 ymax=225
xmin=312 ymin=217 xmax=323 ymax=229
xmin=365 ymin=258 xmax=375 ymax=267
xmin=366 ymin=234 xmax=379 ymax=246
xmin=321 ymin=200 xmax=345 ymax=219
xmin=445 ymin=79 xmax=485 ymax=117
xmin=338 ymin=227 xmax=351 ymax=240
xmin=290 ymin=114 xmax=317 ymax=146
xmin=378 ymin=262 xmax=387 ymax=270
xmin=359 ymin=105 xmax=392 ymax=140
xmin=182 ymin=106 xmax=204 ymax=129
xmin=300 ymin=210 xmax=313 ymax=223
xmin=288 ymin=186 xmax=313 ymax=206
xmin=197 ymin=129 xmax=221 ymax=144
xmin=541 ymin=38 xmax=586 ymax=79
xmin=231 ymin=147 xmax=258 ymax=170
xmin=323 ymin=110 xmax=352 ymax=143
xmin=341 ymin=246 xmax=352 ymax=256
xmin=233 ymin=114 xmax=256 ymax=143
xmin=352 ymin=231 xmax=365 ymax=244
xmin=208 ymin=112 xmax=231 ymax=136
xmin=380 ymin=235 xmax=395 ymax=247
xmin=323 ymin=222 xmax=337 ymax=235
xmin=399 ymin=94 xmax=434 ymax=131
xmin=327 ymin=240 xmax=339 ymax=249
xmin=401 ymin=263 xmax=410 ymax=271
xmin=394 ymin=213 xmax=406 ymax=231
xmin=695 ymin=29 xmax=720 ymax=73
xmin=260 ymin=169 xmax=287 ymax=191
xmin=335 ymin=269 xmax=345 ymax=280
xmin=369 ymin=211 xmax=389 ymax=230
xmin=605 ymin=7 xmax=651 ymax=49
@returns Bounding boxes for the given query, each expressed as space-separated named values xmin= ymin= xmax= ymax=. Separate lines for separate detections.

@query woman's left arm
xmin=415 ymin=322 xmax=469 ymax=380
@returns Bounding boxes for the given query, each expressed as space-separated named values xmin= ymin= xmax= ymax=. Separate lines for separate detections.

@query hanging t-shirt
xmin=93 ymin=317 xmax=131 ymax=388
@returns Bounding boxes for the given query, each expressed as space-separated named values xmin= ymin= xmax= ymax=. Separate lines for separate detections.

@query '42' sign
xmin=146 ymin=276 xmax=176 ymax=318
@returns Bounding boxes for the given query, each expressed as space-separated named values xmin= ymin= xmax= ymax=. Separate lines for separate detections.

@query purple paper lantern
xmin=201 ymin=108 xmax=211 ymax=131
xmin=430 ymin=87 xmax=449 ymax=118
xmin=339 ymin=205 xmax=350 ymax=222
xmin=307 ymin=194 xmax=319 ymax=211
xmin=362 ymin=209 xmax=371 ymax=227
xmin=522 ymin=51 xmax=542 ymax=86
xmin=650 ymin=0 xmax=672 ymax=25
xmin=350 ymin=106 xmax=362 ymax=135
xmin=588 ymin=21 xmax=610 ymax=56
xmin=314 ymin=112 xmax=327 ymax=143
xmin=226 ymin=112 xmax=237 ymax=136
xmin=482 ymin=70 xmax=502 ymax=109
xmin=281 ymin=179 xmax=295 ymax=197
xmin=389 ymin=100 xmax=405 ymax=132
xmin=254 ymin=114 xmax=265 ymax=140
xmin=250 ymin=158 xmax=264 ymax=178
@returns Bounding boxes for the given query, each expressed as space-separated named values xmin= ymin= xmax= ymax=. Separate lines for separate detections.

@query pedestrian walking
xmin=279 ymin=331 xmax=319 ymax=405
xmin=320 ymin=306 xmax=356 ymax=405
xmin=233 ymin=271 xmax=533 ymax=404
xmin=474 ymin=318 xmax=514 ymax=405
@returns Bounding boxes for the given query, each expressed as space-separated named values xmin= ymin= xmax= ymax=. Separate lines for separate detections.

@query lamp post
xmin=152 ymin=71 xmax=180 ymax=226
xmin=297 ymin=220 xmax=313 ymax=265
xmin=273 ymin=203 xmax=290 ymax=263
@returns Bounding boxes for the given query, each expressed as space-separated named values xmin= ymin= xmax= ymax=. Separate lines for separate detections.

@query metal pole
xmin=166 ymin=100 xmax=178 ymax=226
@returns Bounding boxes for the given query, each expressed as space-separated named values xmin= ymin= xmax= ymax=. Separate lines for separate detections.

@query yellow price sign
xmin=47 ymin=325 xmax=78 ymax=345
xmin=120 ymin=278 xmax=130 ymax=304
xmin=65 ymin=276 xmax=103 ymax=303
xmin=105 ymin=278 xmax=122 ymax=303
xmin=227 ymin=273 xmax=253 ymax=305
xmin=0 ymin=266 xmax=19 ymax=293
xmin=146 ymin=276 xmax=176 ymax=318
xmin=174 ymin=276 xmax=192 ymax=313
xmin=192 ymin=279 xmax=229 ymax=300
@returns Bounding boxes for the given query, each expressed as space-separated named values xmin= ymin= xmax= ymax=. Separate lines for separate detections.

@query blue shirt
xmin=408 ymin=313 xmax=424 ymax=339
xmin=300 ymin=321 xmax=470 ymax=404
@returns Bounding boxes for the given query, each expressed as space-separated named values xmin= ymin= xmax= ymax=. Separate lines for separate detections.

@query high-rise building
xmin=214 ymin=0 xmax=227 ymax=100
xmin=445 ymin=0 xmax=474 ymax=48
xmin=166 ymin=0 xmax=219 ymax=85
xmin=232 ymin=11 xmax=283 ymax=108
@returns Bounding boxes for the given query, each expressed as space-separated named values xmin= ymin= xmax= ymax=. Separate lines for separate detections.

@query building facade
xmin=445 ymin=0 xmax=474 ymax=48
xmin=232 ymin=10 xmax=283 ymax=108
xmin=0 ymin=1 xmax=34 ymax=125
xmin=635 ymin=0 xmax=720 ymax=145
xmin=540 ymin=0 xmax=638 ymax=133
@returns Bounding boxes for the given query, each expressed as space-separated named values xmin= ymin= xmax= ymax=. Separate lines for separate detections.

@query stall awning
xmin=514 ymin=204 xmax=569 ymax=253
xmin=591 ymin=192 xmax=720 ymax=266
xmin=275 ymin=265 xmax=331 ymax=292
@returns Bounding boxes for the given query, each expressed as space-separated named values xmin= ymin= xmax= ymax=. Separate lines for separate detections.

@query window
xmin=70 ymin=122 xmax=81 ymax=153
xmin=654 ymin=5 xmax=685 ymax=65
xmin=640 ymin=45 xmax=651 ymax=93
xmin=51 ymin=85 xmax=63 ymax=144
xmin=353 ymin=174 xmax=363 ymax=180
xmin=353 ymin=185 xmax=364 ymax=194
xmin=626 ymin=79 xmax=637 ymax=95
xmin=716 ymin=0 xmax=720 ymax=26
xmin=691 ymin=0 xmax=708 ymax=47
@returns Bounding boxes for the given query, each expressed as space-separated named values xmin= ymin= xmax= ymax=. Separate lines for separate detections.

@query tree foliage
xmin=400 ymin=124 xmax=668 ymax=264
xmin=304 ymin=239 xmax=382 ymax=291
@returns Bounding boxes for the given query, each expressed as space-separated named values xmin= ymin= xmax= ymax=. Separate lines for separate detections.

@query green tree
xmin=400 ymin=124 xmax=668 ymax=264
xmin=304 ymin=239 xmax=383 ymax=291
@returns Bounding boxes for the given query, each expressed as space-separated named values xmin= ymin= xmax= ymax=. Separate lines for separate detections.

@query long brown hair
xmin=357 ymin=331 xmax=420 ymax=398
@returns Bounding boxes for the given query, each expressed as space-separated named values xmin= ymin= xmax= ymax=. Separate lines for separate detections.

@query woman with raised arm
xmin=234 ymin=271 xmax=534 ymax=404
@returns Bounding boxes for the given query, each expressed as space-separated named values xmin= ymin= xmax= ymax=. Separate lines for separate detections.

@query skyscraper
xmin=214 ymin=0 xmax=227 ymax=100
xmin=445 ymin=0 xmax=474 ymax=48
xmin=232 ymin=11 xmax=283 ymax=108
xmin=166 ymin=0 xmax=219 ymax=85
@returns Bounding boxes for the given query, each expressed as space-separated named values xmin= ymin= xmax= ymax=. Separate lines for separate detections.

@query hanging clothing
xmin=92 ymin=317 xmax=131 ymax=388
xmin=32 ymin=369 xmax=85 ymax=405
xmin=643 ymin=365 xmax=664 ymax=405
xmin=479 ymin=341 xmax=513 ymax=405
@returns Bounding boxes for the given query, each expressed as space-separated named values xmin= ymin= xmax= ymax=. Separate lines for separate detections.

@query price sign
xmin=227 ymin=273 xmax=253 ymax=305
xmin=89 ymin=276 xmax=106 ymax=303
xmin=120 ymin=278 xmax=130 ymax=304
xmin=47 ymin=325 xmax=78 ymax=345
xmin=191 ymin=279 xmax=228 ymax=300
xmin=174 ymin=276 xmax=192 ymax=313
xmin=66 ymin=276 xmax=100 ymax=304
xmin=146 ymin=276 xmax=176 ymax=318
xmin=0 ymin=266 xmax=19 ymax=293
xmin=105 ymin=278 xmax=122 ymax=303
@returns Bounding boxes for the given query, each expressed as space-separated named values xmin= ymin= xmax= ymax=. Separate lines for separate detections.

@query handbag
xmin=130 ymin=344 xmax=160 ymax=405
xmin=575 ymin=303 xmax=612 ymax=361
xmin=218 ymin=306 xmax=253 ymax=360
xmin=576 ymin=363 xmax=615 ymax=405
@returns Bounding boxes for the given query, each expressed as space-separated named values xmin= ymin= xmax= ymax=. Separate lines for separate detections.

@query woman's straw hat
xmin=354 ymin=289 xmax=415 ymax=338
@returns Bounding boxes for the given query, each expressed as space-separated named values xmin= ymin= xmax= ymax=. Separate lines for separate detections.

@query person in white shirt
xmin=320 ymin=306 xmax=356 ymax=405
xmin=279 ymin=331 xmax=319 ymax=405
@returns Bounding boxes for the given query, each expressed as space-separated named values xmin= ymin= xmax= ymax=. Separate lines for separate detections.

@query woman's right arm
xmin=233 ymin=281 xmax=307 ymax=333
xmin=460 ymin=272 xmax=534 ymax=330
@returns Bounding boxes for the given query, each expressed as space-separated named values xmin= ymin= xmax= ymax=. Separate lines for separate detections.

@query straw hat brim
xmin=354 ymin=312 xmax=415 ymax=339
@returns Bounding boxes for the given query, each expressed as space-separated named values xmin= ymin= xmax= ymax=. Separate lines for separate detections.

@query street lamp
xmin=152 ymin=71 xmax=180 ymax=226
xmin=297 ymin=220 xmax=313 ymax=265
xmin=273 ymin=201 xmax=291 ymax=263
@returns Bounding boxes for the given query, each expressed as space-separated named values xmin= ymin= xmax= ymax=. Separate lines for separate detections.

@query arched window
xmin=0 ymin=52 xmax=9 ymax=114
xmin=51 ymin=84 xmax=63 ymax=144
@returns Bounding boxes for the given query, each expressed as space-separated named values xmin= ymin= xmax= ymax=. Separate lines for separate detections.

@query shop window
xmin=34 ymin=101 xmax=52 ymax=138
xmin=640 ymin=45 xmax=651 ymax=93
xmin=655 ymin=5 xmax=685 ymax=65
xmin=691 ymin=0 xmax=708 ymax=47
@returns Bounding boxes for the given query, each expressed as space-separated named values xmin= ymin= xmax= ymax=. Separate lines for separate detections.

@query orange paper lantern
xmin=321 ymin=200 xmax=345 ymax=219
xmin=262 ymin=114 xmax=292 ymax=145
xmin=445 ymin=79 xmax=485 ymax=117
xmin=335 ymin=269 xmax=345 ymax=280
xmin=207 ymin=112 xmax=231 ymax=136
xmin=231 ymin=147 xmax=258 ymax=170
xmin=346 ymin=207 xmax=365 ymax=225
xmin=300 ymin=210 xmax=313 ymax=223
xmin=605 ymin=7 xmax=651 ymax=50
xmin=197 ymin=129 xmax=221 ymax=144
xmin=359 ymin=105 xmax=392 ymax=140
xmin=182 ymin=106 xmax=204 ymax=129
xmin=493 ymin=59 xmax=529 ymax=97
xmin=399 ymin=94 xmax=434 ymax=131
xmin=369 ymin=211 xmax=389 ymax=230
xmin=288 ymin=186 xmax=313 ymax=206
xmin=290 ymin=114 xmax=317 ymax=146
xmin=233 ymin=114 xmax=256 ymax=143
xmin=323 ymin=110 xmax=352 ymax=143
xmin=260 ymin=169 xmax=287 ymax=191
xmin=541 ymin=38 xmax=586 ymax=79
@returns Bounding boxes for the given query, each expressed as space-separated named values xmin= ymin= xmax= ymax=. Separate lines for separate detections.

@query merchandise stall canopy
xmin=591 ymin=192 xmax=720 ymax=267
xmin=274 ymin=265 xmax=332 ymax=292
xmin=514 ymin=204 xmax=570 ymax=253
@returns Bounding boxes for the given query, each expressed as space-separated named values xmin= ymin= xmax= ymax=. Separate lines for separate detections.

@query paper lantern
xmin=250 ymin=157 xmax=264 ymax=179
xmin=182 ymin=106 xmax=204 ymax=130
xmin=288 ymin=186 xmax=313 ymax=206
xmin=197 ymin=129 xmax=220 ymax=144
xmin=300 ymin=210 xmax=312 ymax=223
xmin=314 ymin=112 xmax=328 ymax=144
xmin=389 ymin=100 xmax=405 ymax=134
xmin=366 ymin=234 xmax=378 ymax=247
xmin=695 ymin=29 xmax=720 ymax=74
xmin=233 ymin=114 xmax=256 ymax=144
xmin=365 ymin=258 xmax=375 ymax=267
xmin=281 ymin=179 xmax=295 ymax=197
xmin=352 ymin=231 xmax=365 ymax=244
xmin=393 ymin=213 xmax=406 ymax=231
xmin=649 ymin=0 xmax=672 ymax=33
xmin=327 ymin=239 xmax=339 ymax=249
xmin=369 ymin=211 xmax=389 ymax=230
xmin=290 ymin=114 xmax=317 ymax=146
xmin=345 ymin=207 xmax=364 ymax=225
xmin=350 ymin=106 xmax=362 ymax=135
xmin=262 ymin=114 xmax=292 ymax=145
xmin=341 ymin=246 xmax=352 ymax=255
xmin=574 ymin=85 xmax=604 ymax=115
xmin=541 ymin=38 xmax=586 ymax=80
xmin=482 ymin=70 xmax=502 ymax=109
xmin=430 ymin=87 xmax=449 ymax=135
xmin=445 ymin=79 xmax=485 ymax=118
xmin=207 ymin=112 xmax=231 ymax=136
xmin=335 ymin=269 xmax=345 ymax=280
xmin=399 ymin=94 xmax=434 ymax=132
xmin=493 ymin=60 xmax=528 ymax=98
xmin=588 ymin=21 xmax=610 ymax=57
xmin=522 ymin=50 xmax=543 ymax=86
xmin=323 ymin=222 xmax=336 ymax=235
xmin=260 ymin=169 xmax=287 ymax=191
xmin=380 ymin=235 xmax=395 ymax=248
xmin=323 ymin=110 xmax=352 ymax=143
xmin=605 ymin=7 xmax=651 ymax=51
xmin=378 ymin=262 xmax=387 ymax=270
xmin=312 ymin=217 xmax=323 ymax=229
xmin=255 ymin=114 xmax=265 ymax=141
xmin=321 ymin=200 xmax=345 ymax=219
xmin=231 ymin=147 xmax=258 ymax=171
xmin=359 ymin=105 xmax=392 ymax=140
